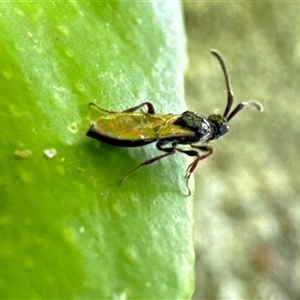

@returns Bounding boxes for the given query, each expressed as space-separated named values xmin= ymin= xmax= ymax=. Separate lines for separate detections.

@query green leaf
xmin=0 ymin=2 xmax=194 ymax=298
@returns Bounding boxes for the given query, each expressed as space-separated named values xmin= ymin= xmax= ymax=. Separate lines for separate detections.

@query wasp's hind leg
xmin=119 ymin=141 xmax=177 ymax=184
xmin=122 ymin=102 xmax=156 ymax=114
xmin=88 ymin=101 xmax=156 ymax=114
xmin=88 ymin=102 xmax=117 ymax=113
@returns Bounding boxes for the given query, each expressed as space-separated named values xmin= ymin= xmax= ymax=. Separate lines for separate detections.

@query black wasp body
xmin=87 ymin=50 xmax=263 ymax=195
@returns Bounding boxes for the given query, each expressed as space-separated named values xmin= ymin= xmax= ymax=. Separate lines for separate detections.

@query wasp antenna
xmin=227 ymin=101 xmax=263 ymax=122
xmin=247 ymin=101 xmax=263 ymax=112
xmin=210 ymin=50 xmax=234 ymax=118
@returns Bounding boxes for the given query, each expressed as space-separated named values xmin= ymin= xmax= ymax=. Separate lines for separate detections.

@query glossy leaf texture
xmin=0 ymin=2 xmax=194 ymax=299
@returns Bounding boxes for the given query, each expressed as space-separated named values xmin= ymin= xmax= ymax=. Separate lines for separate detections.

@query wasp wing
xmin=87 ymin=113 xmax=195 ymax=147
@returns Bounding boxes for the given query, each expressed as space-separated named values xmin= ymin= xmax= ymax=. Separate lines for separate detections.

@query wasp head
xmin=207 ymin=114 xmax=229 ymax=140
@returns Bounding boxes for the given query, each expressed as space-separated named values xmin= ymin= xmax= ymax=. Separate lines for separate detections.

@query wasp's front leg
xmin=176 ymin=145 xmax=214 ymax=196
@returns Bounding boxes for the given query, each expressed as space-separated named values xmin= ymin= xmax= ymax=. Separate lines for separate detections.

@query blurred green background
xmin=183 ymin=2 xmax=300 ymax=299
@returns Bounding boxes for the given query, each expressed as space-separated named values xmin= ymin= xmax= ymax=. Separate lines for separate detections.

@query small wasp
xmin=86 ymin=50 xmax=263 ymax=195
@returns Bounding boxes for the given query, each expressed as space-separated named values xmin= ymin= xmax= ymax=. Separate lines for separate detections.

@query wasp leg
xmin=122 ymin=102 xmax=155 ymax=114
xmin=119 ymin=141 xmax=177 ymax=184
xmin=176 ymin=145 xmax=213 ymax=196
xmin=88 ymin=101 xmax=156 ymax=114
xmin=88 ymin=102 xmax=116 ymax=113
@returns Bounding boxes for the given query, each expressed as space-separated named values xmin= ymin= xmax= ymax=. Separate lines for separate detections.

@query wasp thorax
xmin=174 ymin=111 xmax=209 ymax=133
xmin=207 ymin=114 xmax=229 ymax=140
xmin=175 ymin=111 xmax=211 ymax=137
